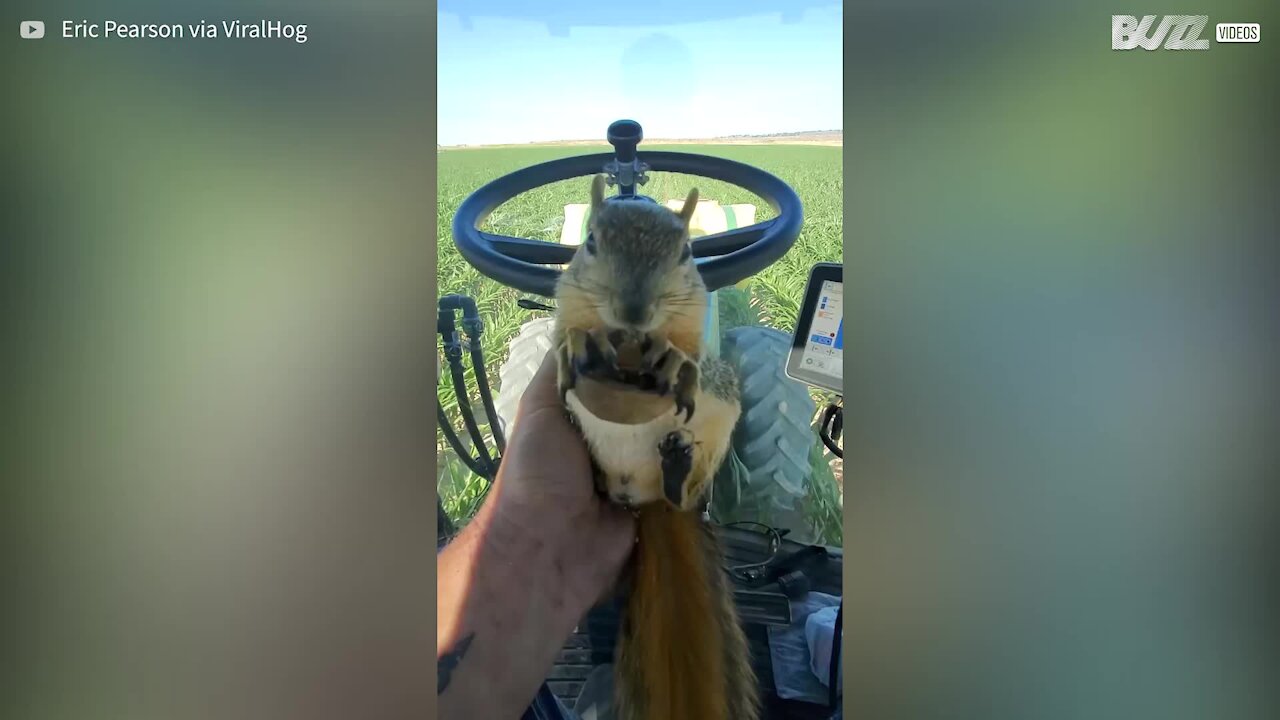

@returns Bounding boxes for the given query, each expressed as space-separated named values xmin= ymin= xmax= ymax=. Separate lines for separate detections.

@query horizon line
xmin=439 ymin=128 xmax=843 ymax=149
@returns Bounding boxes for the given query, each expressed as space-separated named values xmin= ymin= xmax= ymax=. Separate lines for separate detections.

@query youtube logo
xmin=20 ymin=20 xmax=45 ymax=39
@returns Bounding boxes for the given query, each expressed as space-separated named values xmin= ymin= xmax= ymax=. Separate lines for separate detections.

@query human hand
xmin=485 ymin=352 xmax=636 ymax=607
xmin=435 ymin=353 xmax=637 ymax=719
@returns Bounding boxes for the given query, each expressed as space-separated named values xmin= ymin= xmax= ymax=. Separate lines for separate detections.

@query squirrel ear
xmin=678 ymin=187 xmax=699 ymax=226
xmin=590 ymin=174 xmax=607 ymax=214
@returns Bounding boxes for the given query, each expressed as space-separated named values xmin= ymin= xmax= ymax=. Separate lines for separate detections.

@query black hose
xmin=448 ymin=357 xmax=496 ymax=475
xmin=438 ymin=400 xmax=491 ymax=479
xmin=439 ymin=300 xmax=497 ymax=476
xmin=470 ymin=345 xmax=505 ymax=453
xmin=455 ymin=297 xmax=506 ymax=455
xmin=820 ymin=402 xmax=844 ymax=459
xmin=437 ymin=494 xmax=456 ymax=546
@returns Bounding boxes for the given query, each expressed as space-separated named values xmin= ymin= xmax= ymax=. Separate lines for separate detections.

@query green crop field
xmin=437 ymin=144 xmax=844 ymax=543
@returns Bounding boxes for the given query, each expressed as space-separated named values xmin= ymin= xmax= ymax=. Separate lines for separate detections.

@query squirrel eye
xmin=679 ymin=244 xmax=692 ymax=261
xmin=584 ymin=234 xmax=597 ymax=255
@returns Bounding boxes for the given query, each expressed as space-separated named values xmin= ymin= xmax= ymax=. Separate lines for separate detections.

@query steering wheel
xmin=451 ymin=120 xmax=804 ymax=298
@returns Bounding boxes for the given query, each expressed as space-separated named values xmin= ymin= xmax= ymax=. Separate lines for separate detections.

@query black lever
xmin=605 ymin=119 xmax=646 ymax=197
xmin=606 ymin=119 xmax=642 ymax=163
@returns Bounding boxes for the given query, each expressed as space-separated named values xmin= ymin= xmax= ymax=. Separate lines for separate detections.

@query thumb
xmin=515 ymin=350 xmax=564 ymax=421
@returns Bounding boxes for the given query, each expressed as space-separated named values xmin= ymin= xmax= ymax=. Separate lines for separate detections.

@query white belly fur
xmin=564 ymin=385 xmax=735 ymax=507
xmin=564 ymin=389 xmax=676 ymax=497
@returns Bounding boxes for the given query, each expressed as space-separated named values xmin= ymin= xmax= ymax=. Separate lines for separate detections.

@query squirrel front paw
xmin=640 ymin=336 xmax=699 ymax=422
xmin=560 ymin=327 xmax=625 ymax=401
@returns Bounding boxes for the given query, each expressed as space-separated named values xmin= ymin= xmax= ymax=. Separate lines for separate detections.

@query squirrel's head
xmin=560 ymin=174 xmax=705 ymax=333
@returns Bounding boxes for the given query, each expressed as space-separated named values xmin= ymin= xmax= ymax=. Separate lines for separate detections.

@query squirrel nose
xmin=619 ymin=302 xmax=649 ymax=327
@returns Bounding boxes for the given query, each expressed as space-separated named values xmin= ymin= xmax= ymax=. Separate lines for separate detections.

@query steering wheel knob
xmin=607 ymin=120 xmax=643 ymax=162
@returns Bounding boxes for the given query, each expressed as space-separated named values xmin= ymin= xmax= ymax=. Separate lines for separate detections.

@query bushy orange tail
xmin=615 ymin=504 xmax=757 ymax=720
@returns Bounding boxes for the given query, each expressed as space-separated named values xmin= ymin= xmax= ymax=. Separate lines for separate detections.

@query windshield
xmin=438 ymin=1 xmax=841 ymax=146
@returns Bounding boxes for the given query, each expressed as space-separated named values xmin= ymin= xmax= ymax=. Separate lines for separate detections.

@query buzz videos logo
xmin=1113 ymin=15 xmax=1210 ymax=49
xmin=1112 ymin=15 xmax=1261 ymax=50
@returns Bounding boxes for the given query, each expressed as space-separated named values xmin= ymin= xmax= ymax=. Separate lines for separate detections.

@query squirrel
xmin=552 ymin=174 xmax=759 ymax=720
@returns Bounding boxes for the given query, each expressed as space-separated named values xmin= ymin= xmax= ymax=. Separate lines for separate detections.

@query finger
xmin=596 ymin=505 xmax=639 ymax=569
xmin=515 ymin=350 xmax=561 ymax=419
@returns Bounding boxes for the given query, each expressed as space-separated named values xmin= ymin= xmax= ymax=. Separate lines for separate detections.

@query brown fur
xmin=552 ymin=175 xmax=758 ymax=720
xmin=614 ymin=502 xmax=758 ymax=720
xmin=616 ymin=505 xmax=727 ymax=720
xmin=676 ymin=360 xmax=739 ymax=509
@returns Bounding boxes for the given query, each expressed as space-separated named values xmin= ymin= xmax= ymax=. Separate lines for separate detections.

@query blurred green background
xmin=841 ymin=2 xmax=1277 ymax=719
xmin=5 ymin=3 xmax=436 ymax=719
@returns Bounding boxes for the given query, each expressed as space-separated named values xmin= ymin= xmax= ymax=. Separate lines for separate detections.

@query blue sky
xmin=437 ymin=1 xmax=843 ymax=146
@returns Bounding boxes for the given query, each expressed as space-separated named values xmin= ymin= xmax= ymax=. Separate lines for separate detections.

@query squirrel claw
xmin=672 ymin=359 xmax=698 ymax=423
xmin=641 ymin=336 xmax=700 ymax=416
xmin=566 ymin=327 xmax=622 ymax=384
xmin=580 ymin=331 xmax=616 ymax=373
xmin=674 ymin=395 xmax=695 ymax=423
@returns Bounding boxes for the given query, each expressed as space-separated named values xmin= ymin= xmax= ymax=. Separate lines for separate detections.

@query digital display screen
xmin=799 ymin=280 xmax=843 ymax=385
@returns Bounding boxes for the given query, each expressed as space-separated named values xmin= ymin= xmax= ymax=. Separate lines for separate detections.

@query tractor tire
xmin=716 ymin=325 xmax=818 ymax=541
xmin=494 ymin=317 xmax=557 ymax=436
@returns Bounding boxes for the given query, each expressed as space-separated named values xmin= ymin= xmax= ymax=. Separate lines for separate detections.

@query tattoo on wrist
xmin=437 ymin=631 xmax=476 ymax=694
